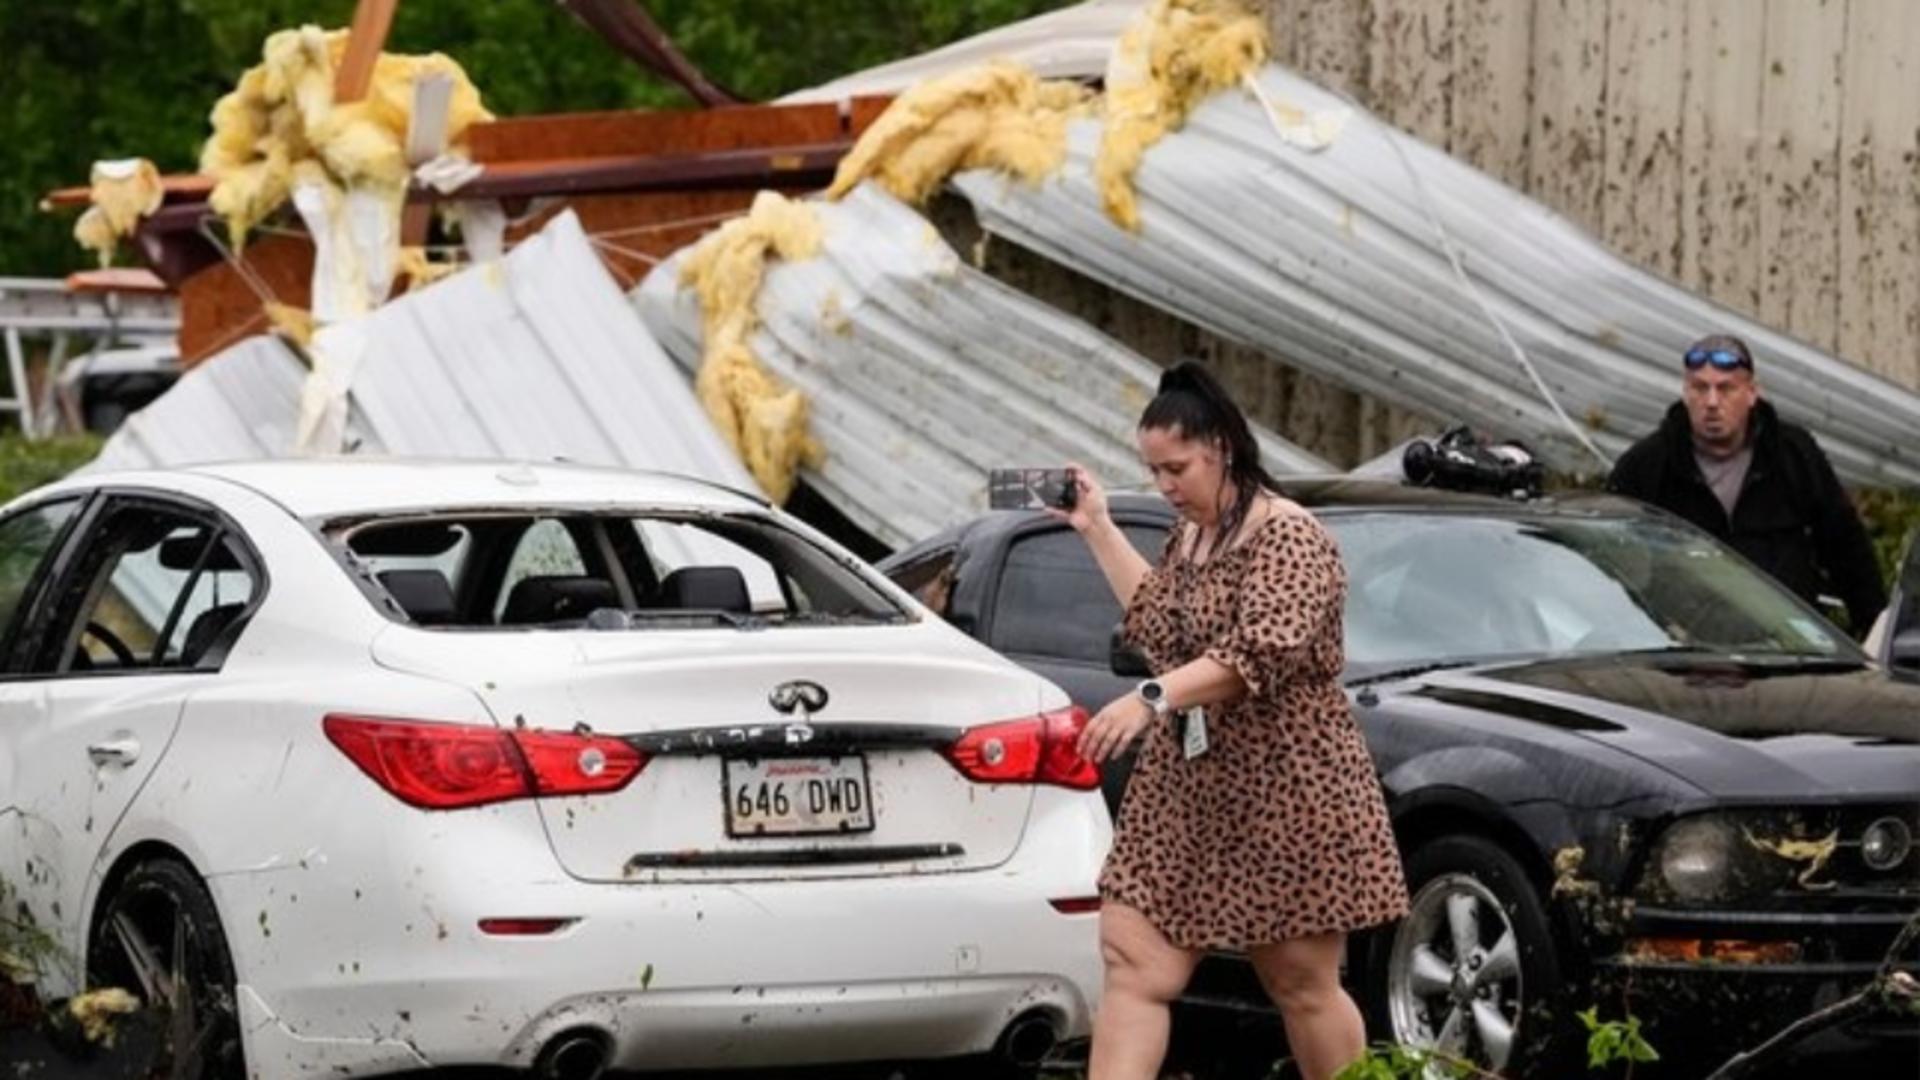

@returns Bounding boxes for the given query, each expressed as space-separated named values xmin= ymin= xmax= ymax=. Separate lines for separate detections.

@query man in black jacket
xmin=1608 ymin=334 xmax=1886 ymax=635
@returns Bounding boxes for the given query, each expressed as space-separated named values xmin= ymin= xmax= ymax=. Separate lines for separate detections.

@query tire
xmin=87 ymin=859 xmax=245 ymax=1080
xmin=1365 ymin=834 xmax=1575 ymax=1077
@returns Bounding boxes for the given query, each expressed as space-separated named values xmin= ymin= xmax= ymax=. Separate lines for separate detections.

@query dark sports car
xmin=879 ymin=479 xmax=1920 ymax=1074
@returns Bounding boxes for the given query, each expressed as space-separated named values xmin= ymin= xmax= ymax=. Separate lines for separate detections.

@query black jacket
xmin=1607 ymin=400 xmax=1887 ymax=633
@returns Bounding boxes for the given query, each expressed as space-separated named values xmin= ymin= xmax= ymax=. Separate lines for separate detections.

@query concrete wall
xmin=968 ymin=0 xmax=1920 ymax=469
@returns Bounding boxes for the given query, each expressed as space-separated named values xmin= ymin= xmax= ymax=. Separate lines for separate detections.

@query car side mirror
xmin=1110 ymin=624 xmax=1151 ymax=678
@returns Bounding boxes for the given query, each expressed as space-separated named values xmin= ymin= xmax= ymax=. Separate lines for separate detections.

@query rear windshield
xmin=325 ymin=510 xmax=908 ymax=630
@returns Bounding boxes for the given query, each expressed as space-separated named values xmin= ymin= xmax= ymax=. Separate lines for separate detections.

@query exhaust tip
xmin=997 ymin=1011 xmax=1059 ymax=1069
xmin=535 ymin=1028 xmax=611 ymax=1080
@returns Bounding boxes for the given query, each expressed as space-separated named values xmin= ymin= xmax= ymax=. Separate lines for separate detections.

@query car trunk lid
xmin=370 ymin=623 xmax=1055 ymax=882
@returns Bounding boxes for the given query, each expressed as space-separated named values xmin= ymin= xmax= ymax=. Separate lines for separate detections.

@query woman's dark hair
xmin=1139 ymin=360 xmax=1280 ymax=558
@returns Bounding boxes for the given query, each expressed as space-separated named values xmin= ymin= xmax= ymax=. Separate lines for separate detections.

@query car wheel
xmin=1367 ymin=834 xmax=1572 ymax=1077
xmin=88 ymin=859 xmax=245 ymax=1080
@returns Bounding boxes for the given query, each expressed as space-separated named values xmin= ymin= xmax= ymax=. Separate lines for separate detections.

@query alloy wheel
xmin=1386 ymin=871 xmax=1524 ymax=1074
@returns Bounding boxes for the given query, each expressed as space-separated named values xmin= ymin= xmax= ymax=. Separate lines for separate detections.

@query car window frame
xmin=0 ymin=492 xmax=96 ymax=676
xmin=325 ymin=505 xmax=909 ymax=629
xmin=12 ymin=488 xmax=270 ymax=682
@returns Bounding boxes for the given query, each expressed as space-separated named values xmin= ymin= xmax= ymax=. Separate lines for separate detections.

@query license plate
xmin=723 ymin=755 xmax=875 ymax=838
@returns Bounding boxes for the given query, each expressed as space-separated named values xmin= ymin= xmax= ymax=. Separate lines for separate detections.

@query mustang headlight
xmin=1657 ymin=816 xmax=1737 ymax=901
xmin=1861 ymin=817 xmax=1913 ymax=872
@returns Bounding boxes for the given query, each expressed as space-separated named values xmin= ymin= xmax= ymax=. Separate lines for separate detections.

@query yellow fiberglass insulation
xmin=73 ymin=158 xmax=164 ymax=266
xmin=1097 ymin=0 xmax=1269 ymax=231
xmin=199 ymin=25 xmax=492 ymax=245
xmin=678 ymin=191 xmax=827 ymax=503
xmin=826 ymin=61 xmax=1092 ymax=205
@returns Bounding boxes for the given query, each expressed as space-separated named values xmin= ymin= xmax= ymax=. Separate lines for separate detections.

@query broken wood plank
xmin=1837 ymin=0 xmax=1920 ymax=388
xmin=1680 ymin=0 xmax=1766 ymax=318
xmin=334 ymin=0 xmax=399 ymax=104
xmin=1757 ymin=0 xmax=1845 ymax=350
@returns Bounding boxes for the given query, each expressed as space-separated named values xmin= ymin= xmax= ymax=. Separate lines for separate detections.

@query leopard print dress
xmin=1103 ymin=512 xmax=1409 ymax=949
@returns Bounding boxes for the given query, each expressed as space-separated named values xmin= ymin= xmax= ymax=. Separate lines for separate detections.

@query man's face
xmin=1683 ymin=365 xmax=1758 ymax=449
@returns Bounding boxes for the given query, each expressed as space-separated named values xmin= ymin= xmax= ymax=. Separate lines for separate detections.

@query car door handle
xmin=87 ymin=738 xmax=141 ymax=766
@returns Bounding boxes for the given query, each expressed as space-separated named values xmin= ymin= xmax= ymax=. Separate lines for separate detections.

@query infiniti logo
xmin=768 ymin=679 xmax=830 ymax=717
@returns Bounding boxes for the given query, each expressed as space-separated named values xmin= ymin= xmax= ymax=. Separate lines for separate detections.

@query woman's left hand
xmin=1078 ymin=692 xmax=1155 ymax=764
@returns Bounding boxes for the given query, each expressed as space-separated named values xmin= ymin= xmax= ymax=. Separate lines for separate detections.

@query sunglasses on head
xmin=1684 ymin=347 xmax=1751 ymax=371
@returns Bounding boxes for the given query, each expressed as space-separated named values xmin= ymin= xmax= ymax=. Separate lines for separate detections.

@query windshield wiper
xmin=1611 ymin=644 xmax=1864 ymax=668
xmin=1346 ymin=659 xmax=1480 ymax=689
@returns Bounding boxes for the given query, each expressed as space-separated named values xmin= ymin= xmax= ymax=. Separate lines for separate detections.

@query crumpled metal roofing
xmin=87 ymin=211 xmax=755 ymax=497
xmin=86 ymin=335 xmax=342 ymax=473
xmin=633 ymin=183 xmax=1330 ymax=549
xmin=950 ymin=63 xmax=1920 ymax=488
xmin=776 ymin=0 xmax=1138 ymax=105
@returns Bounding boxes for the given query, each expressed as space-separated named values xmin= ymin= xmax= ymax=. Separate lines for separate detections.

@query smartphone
xmin=988 ymin=467 xmax=1077 ymax=511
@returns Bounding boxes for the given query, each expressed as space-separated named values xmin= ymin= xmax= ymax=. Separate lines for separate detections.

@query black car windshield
xmin=1329 ymin=512 xmax=1856 ymax=674
xmin=327 ymin=510 xmax=908 ymax=629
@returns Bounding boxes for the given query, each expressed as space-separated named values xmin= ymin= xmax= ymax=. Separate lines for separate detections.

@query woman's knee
xmin=1099 ymin=908 xmax=1195 ymax=1003
xmin=1102 ymin=943 xmax=1191 ymax=1004
xmin=1251 ymin=937 xmax=1346 ymax=1012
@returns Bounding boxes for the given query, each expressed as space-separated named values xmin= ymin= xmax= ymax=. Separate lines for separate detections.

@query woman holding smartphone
xmin=1059 ymin=361 xmax=1407 ymax=1080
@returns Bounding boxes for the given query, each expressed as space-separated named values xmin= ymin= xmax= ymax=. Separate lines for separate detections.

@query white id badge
xmin=1180 ymin=706 xmax=1210 ymax=760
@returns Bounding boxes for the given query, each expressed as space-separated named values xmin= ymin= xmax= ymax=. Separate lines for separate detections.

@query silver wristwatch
xmin=1136 ymin=679 xmax=1173 ymax=720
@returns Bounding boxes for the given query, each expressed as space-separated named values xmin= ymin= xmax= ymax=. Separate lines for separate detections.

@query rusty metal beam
xmin=555 ymin=0 xmax=742 ymax=106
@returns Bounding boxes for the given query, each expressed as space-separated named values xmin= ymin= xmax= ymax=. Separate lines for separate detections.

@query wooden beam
xmin=334 ymin=0 xmax=399 ymax=104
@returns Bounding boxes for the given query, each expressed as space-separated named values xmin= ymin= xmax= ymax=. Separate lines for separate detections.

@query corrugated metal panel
xmin=633 ymin=184 xmax=1331 ymax=550
xmin=87 ymin=211 xmax=755 ymax=497
xmin=338 ymin=212 xmax=752 ymax=489
xmin=949 ymin=62 xmax=1920 ymax=487
xmin=776 ymin=0 xmax=1140 ymax=104
xmin=86 ymin=336 xmax=364 ymax=472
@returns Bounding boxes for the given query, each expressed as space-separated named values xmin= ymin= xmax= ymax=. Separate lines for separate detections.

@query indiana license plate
xmin=723 ymin=755 xmax=875 ymax=838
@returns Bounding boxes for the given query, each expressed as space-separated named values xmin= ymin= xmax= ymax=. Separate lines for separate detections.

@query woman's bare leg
xmin=1249 ymin=932 xmax=1367 ymax=1080
xmin=1088 ymin=902 xmax=1201 ymax=1080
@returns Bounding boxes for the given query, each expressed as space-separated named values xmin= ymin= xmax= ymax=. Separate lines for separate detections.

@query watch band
xmin=1136 ymin=679 xmax=1172 ymax=720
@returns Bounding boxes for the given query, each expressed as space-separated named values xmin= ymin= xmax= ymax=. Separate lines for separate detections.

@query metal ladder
xmin=0 ymin=277 xmax=179 ymax=438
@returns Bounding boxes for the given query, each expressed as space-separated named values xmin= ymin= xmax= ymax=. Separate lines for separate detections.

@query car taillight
xmin=944 ymin=707 xmax=1099 ymax=790
xmin=512 ymin=728 xmax=648 ymax=796
xmin=323 ymin=715 xmax=647 ymax=810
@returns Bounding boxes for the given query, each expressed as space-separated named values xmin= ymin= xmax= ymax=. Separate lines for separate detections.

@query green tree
xmin=0 ymin=0 xmax=1073 ymax=275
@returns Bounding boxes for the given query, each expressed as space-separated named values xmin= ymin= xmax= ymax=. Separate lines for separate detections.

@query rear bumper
xmin=214 ymin=791 xmax=1107 ymax=1075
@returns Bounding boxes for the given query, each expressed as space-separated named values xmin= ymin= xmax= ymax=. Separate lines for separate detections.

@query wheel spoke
xmin=108 ymin=911 xmax=170 ymax=1007
xmin=1445 ymin=891 xmax=1481 ymax=963
xmin=1409 ymin=944 xmax=1454 ymax=998
xmin=1471 ymin=999 xmax=1516 ymax=1067
xmin=1434 ymin=1004 xmax=1468 ymax=1055
xmin=1477 ymin=928 xmax=1520 ymax=986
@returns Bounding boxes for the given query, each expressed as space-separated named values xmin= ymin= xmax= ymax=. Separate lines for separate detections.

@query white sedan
xmin=0 ymin=460 xmax=1107 ymax=1078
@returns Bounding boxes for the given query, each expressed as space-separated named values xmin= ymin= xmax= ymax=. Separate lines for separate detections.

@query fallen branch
xmin=1701 ymin=907 xmax=1920 ymax=1080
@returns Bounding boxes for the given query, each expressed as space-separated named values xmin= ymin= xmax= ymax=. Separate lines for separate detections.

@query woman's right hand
xmin=1051 ymin=463 xmax=1111 ymax=535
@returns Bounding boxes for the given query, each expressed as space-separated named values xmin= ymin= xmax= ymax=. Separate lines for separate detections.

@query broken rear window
xmin=325 ymin=510 xmax=908 ymax=630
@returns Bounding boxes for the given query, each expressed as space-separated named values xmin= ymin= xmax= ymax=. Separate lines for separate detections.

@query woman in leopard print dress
xmin=1062 ymin=362 xmax=1408 ymax=1080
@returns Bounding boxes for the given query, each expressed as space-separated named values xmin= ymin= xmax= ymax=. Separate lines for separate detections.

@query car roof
xmin=879 ymin=475 xmax=1653 ymax=569
xmin=61 ymin=458 xmax=769 ymax=520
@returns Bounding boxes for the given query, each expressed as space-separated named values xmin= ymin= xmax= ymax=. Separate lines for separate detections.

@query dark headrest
xmin=501 ymin=575 xmax=619 ymax=625
xmin=378 ymin=569 xmax=458 ymax=626
xmin=181 ymin=602 xmax=246 ymax=666
xmin=658 ymin=566 xmax=751 ymax=614
xmin=160 ymin=534 xmax=242 ymax=572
